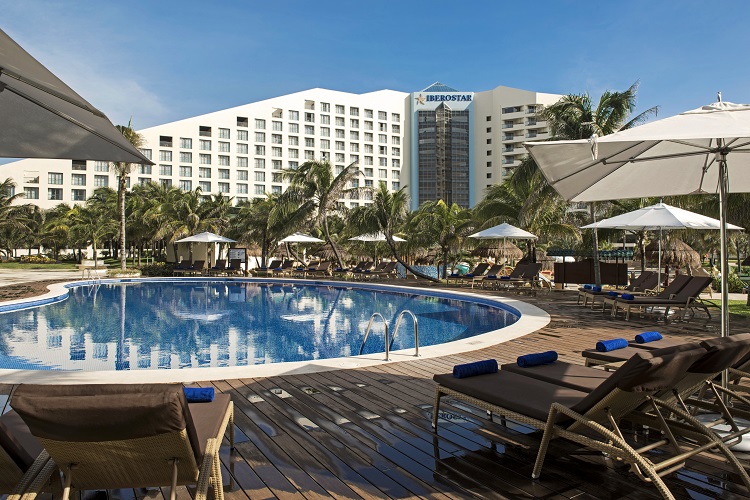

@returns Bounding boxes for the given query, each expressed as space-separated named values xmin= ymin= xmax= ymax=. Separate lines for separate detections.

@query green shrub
xmin=138 ymin=262 xmax=174 ymax=277
xmin=19 ymin=255 xmax=56 ymax=264
xmin=712 ymin=272 xmax=747 ymax=293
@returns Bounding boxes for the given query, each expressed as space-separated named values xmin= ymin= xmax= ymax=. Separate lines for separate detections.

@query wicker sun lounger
xmin=445 ymin=262 xmax=490 ymax=285
xmin=609 ymin=276 xmax=714 ymax=320
xmin=434 ymin=347 xmax=750 ymax=499
xmin=12 ymin=383 xmax=234 ymax=500
xmin=601 ymin=273 xmax=691 ymax=315
xmin=0 ymin=410 xmax=57 ymax=500
xmin=578 ymin=271 xmax=658 ymax=309
xmin=482 ymin=263 xmax=528 ymax=289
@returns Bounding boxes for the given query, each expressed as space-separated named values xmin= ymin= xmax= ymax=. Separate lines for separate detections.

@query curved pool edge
xmin=0 ymin=277 xmax=551 ymax=384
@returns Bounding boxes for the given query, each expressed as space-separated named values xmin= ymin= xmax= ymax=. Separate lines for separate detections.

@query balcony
xmin=526 ymin=120 xmax=537 ymax=126
xmin=502 ymin=147 xmax=514 ymax=153
xmin=502 ymin=158 xmax=516 ymax=165
xmin=526 ymin=132 xmax=538 ymax=138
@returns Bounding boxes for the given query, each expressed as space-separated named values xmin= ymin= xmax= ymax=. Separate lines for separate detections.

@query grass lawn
xmin=0 ymin=262 xmax=77 ymax=270
xmin=702 ymin=299 xmax=750 ymax=317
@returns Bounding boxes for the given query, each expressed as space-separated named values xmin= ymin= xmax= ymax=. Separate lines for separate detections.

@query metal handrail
xmin=390 ymin=310 xmax=419 ymax=357
xmin=358 ymin=312 xmax=390 ymax=360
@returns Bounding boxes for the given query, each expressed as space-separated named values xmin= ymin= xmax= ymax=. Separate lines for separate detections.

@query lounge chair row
xmin=0 ymin=384 xmax=233 ymax=500
xmin=446 ymin=262 xmax=546 ymax=292
xmin=433 ymin=334 xmax=750 ymax=499
xmin=173 ymin=259 xmax=246 ymax=277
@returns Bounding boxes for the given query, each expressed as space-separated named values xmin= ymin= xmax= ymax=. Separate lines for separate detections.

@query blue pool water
xmin=0 ymin=280 xmax=519 ymax=371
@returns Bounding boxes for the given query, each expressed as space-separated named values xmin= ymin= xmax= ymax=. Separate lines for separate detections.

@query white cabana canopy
xmin=468 ymin=223 xmax=537 ymax=240
xmin=349 ymin=232 xmax=406 ymax=242
xmin=175 ymin=231 xmax=236 ymax=244
xmin=279 ymin=232 xmax=325 ymax=244
xmin=581 ymin=203 xmax=743 ymax=231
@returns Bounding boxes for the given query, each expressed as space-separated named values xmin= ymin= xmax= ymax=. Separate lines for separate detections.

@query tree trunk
xmin=118 ymin=173 xmax=127 ymax=270
xmin=443 ymin=249 xmax=449 ymax=280
xmin=322 ymin=217 xmax=344 ymax=268
xmin=385 ymin=236 xmax=439 ymax=282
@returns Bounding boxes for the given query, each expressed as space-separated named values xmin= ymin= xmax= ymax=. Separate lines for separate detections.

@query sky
xmin=2 ymin=0 xmax=750 ymax=131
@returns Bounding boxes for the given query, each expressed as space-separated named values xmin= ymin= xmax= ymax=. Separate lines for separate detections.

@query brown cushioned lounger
xmin=0 ymin=410 xmax=56 ymax=499
xmin=12 ymin=383 xmax=234 ymax=500
xmin=603 ymin=273 xmax=691 ymax=317
xmin=610 ymin=276 xmax=713 ymax=320
xmin=628 ymin=337 xmax=690 ymax=350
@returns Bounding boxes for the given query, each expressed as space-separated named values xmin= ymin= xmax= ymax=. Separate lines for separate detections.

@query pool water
xmin=0 ymin=281 xmax=519 ymax=371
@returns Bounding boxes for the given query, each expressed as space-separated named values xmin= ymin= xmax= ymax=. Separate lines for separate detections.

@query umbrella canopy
xmin=279 ymin=232 xmax=324 ymax=243
xmin=471 ymin=241 xmax=523 ymax=260
xmin=349 ymin=232 xmax=406 ymax=242
xmin=0 ymin=28 xmax=152 ymax=164
xmin=581 ymin=203 xmax=743 ymax=231
xmin=468 ymin=223 xmax=537 ymax=240
xmin=175 ymin=231 xmax=236 ymax=243
xmin=526 ymin=98 xmax=750 ymax=350
xmin=645 ymin=239 xmax=701 ymax=270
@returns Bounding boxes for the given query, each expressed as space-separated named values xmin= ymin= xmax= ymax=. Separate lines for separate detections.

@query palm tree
xmin=349 ymin=182 xmax=438 ymax=282
xmin=112 ymin=121 xmax=145 ymax=270
xmin=43 ymin=203 xmax=74 ymax=261
xmin=0 ymin=178 xmax=33 ymax=258
xmin=281 ymin=159 xmax=364 ymax=268
xmin=410 ymin=200 xmax=473 ymax=279
xmin=539 ymin=81 xmax=659 ymax=285
xmin=68 ymin=189 xmax=118 ymax=263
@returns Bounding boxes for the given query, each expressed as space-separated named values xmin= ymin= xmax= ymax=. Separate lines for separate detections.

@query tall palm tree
xmin=349 ymin=182 xmax=438 ymax=282
xmin=112 ymin=121 xmax=145 ymax=270
xmin=0 ymin=179 xmax=33 ymax=258
xmin=42 ymin=203 xmax=74 ymax=260
xmin=68 ymin=188 xmax=118 ymax=262
xmin=410 ymin=200 xmax=473 ymax=279
xmin=281 ymin=159 xmax=364 ymax=268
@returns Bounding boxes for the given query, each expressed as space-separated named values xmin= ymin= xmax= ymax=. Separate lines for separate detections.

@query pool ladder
xmin=358 ymin=310 xmax=419 ymax=361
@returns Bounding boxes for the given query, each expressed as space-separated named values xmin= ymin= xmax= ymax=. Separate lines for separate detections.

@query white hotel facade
xmin=4 ymin=83 xmax=561 ymax=210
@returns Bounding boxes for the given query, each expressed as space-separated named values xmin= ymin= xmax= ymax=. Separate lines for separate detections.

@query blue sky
xmin=3 ymin=0 xmax=750 ymax=129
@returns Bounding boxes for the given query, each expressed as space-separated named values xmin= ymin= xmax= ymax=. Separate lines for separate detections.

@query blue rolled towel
xmin=583 ymin=284 xmax=593 ymax=290
xmin=452 ymin=359 xmax=498 ymax=379
xmin=296 ymin=267 xmax=304 ymax=271
xmin=592 ymin=286 xmax=602 ymax=292
xmin=500 ymin=276 xmax=511 ymax=280
xmin=596 ymin=338 xmax=628 ymax=352
xmin=607 ymin=291 xmax=620 ymax=297
xmin=273 ymin=267 xmax=282 ymax=271
xmin=487 ymin=275 xmax=497 ymax=279
xmin=517 ymin=351 xmax=558 ymax=368
xmin=184 ymin=387 xmax=214 ymax=403
xmin=621 ymin=293 xmax=635 ymax=300
xmin=635 ymin=331 xmax=663 ymax=343
xmin=465 ymin=273 xmax=474 ymax=277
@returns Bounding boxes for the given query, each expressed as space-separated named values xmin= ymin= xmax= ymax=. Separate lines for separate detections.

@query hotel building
xmin=3 ymin=83 xmax=560 ymax=210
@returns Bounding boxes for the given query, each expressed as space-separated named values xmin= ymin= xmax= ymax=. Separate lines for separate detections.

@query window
xmin=236 ymin=183 xmax=248 ymax=194
xmin=350 ymin=143 xmax=359 ymax=152
xmin=335 ymin=104 xmax=345 ymax=114
xmin=335 ymin=165 xmax=344 ymax=175
xmin=71 ymin=189 xmax=86 ymax=201
xmin=236 ymin=157 xmax=248 ymax=168
xmin=272 ymin=172 xmax=282 ymax=183
xmin=392 ymin=159 xmax=400 ymax=168
xmin=199 ymin=126 xmax=211 ymax=137
xmin=199 ymin=154 xmax=211 ymax=165
xmin=487 ymin=161 xmax=492 ymax=167
xmin=140 ymin=148 xmax=152 ymax=160
xmin=320 ymin=115 xmax=330 ymax=124
xmin=379 ymin=157 xmax=388 ymax=166
xmin=72 ymin=160 xmax=86 ymax=171
xmin=364 ymin=179 xmax=373 ymax=187
xmin=335 ymin=153 xmax=345 ymax=162
xmin=379 ymin=169 xmax=388 ymax=178
xmin=48 ymin=188 xmax=63 ymax=200
xmin=321 ymin=102 xmax=330 ymax=112
xmin=486 ymin=127 xmax=492 ymax=133
xmin=95 ymin=175 xmax=109 ymax=188
xmin=179 ymin=180 xmax=192 ymax=191
xmin=237 ymin=143 xmax=249 ymax=154
xmin=379 ymin=146 xmax=387 ymax=155
xmin=379 ymin=134 xmax=387 ymax=144
xmin=305 ymin=138 xmax=315 ymax=147
xmin=271 ymin=147 xmax=282 ymax=157
xmin=350 ymin=119 xmax=359 ymax=128
xmin=392 ymin=181 xmax=400 ymax=190
xmin=199 ymin=167 xmax=211 ymax=178
xmin=179 ymin=152 xmax=192 ymax=163
xmin=392 ymin=124 xmax=400 ymax=134
xmin=271 ymin=134 xmax=282 ymax=144
xmin=305 ymin=150 xmax=315 ymax=160
xmin=305 ymin=125 xmax=315 ymax=135
xmin=272 ymin=121 xmax=283 ymax=131
xmin=364 ymin=132 xmax=373 ymax=142
xmin=199 ymin=140 xmax=211 ymax=151
xmin=288 ymin=136 xmax=299 ymax=146
xmin=379 ymin=123 xmax=387 ymax=132
xmin=23 ymin=187 xmax=39 ymax=199
xmin=365 ymin=144 xmax=373 ymax=153
xmin=218 ymin=155 xmax=230 ymax=166
xmin=320 ymin=139 xmax=330 ymax=150
xmin=71 ymin=173 xmax=86 ymax=186
xmin=335 ymin=141 xmax=344 ymax=151
xmin=321 ymin=127 xmax=330 ymax=137
xmin=487 ymin=172 xmax=492 ymax=178
xmin=255 ymin=132 xmax=265 ymax=142
xmin=236 ymin=130 xmax=248 ymax=141
xmin=487 ymin=150 xmax=492 ymax=156
xmin=236 ymin=197 xmax=248 ymax=203
xmin=349 ymin=154 xmax=359 ymax=162
xmin=159 ymin=150 xmax=172 ymax=162
xmin=254 ymin=158 xmax=265 ymax=168
xmin=255 ymin=145 xmax=265 ymax=155
xmin=255 ymin=119 xmax=266 ymax=129
xmin=364 ymin=121 xmax=373 ymax=130
xmin=179 ymin=166 xmax=192 ymax=177
xmin=271 ymin=186 xmax=282 ymax=194
xmin=335 ymin=117 xmax=345 ymax=127
xmin=378 ymin=111 xmax=387 ymax=120
xmin=254 ymin=171 xmax=266 ymax=182
xmin=364 ymin=156 xmax=373 ymax=165
xmin=237 ymin=170 xmax=248 ymax=181
xmin=199 ymin=181 xmax=211 ymax=192
xmin=272 ymin=160 xmax=282 ymax=170
xmin=237 ymin=116 xmax=248 ymax=127
xmin=392 ymin=136 xmax=400 ymax=145
xmin=288 ymin=149 xmax=299 ymax=158
xmin=350 ymin=131 xmax=359 ymax=141
xmin=218 ymin=128 xmax=230 ymax=139
xmin=288 ymin=161 xmax=298 ymax=169
xmin=48 ymin=172 xmax=63 ymax=185
xmin=487 ymin=138 xmax=492 ymax=144
xmin=304 ymin=112 xmax=314 ymax=122
xmin=94 ymin=161 xmax=109 ymax=172
xmin=218 ymin=182 xmax=229 ymax=193
xmin=289 ymin=110 xmax=299 ymax=121
xmin=487 ymin=115 xmax=492 ymax=121
xmin=160 ymin=179 xmax=172 ymax=188
xmin=159 ymin=164 xmax=172 ymax=176
xmin=392 ymin=147 xmax=400 ymax=157
xmin=335 ymin=129 xmax=345 ymax=139
xmin=254 ymin=184 xmax=265 ymax=195
xmin=289 ymin=123 xmax=299 ymax=133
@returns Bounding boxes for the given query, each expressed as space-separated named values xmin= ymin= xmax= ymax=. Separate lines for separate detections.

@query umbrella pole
xmin=718 ymin=148 xmax=730 ymax=391
xmin=658 ymin=227 xmax=662 ymax=293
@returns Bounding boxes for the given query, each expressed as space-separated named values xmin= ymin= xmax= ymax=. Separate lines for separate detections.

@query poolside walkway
xmin=2 ymin=281 xmax=750 ymax=499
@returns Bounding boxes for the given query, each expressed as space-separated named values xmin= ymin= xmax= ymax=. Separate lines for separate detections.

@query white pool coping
xmin=0 ymin=278 xmax=550 ymax=384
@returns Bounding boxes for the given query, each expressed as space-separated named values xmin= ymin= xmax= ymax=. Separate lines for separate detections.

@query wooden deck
xmin=3 ymin=283 xmax=750 ymax=500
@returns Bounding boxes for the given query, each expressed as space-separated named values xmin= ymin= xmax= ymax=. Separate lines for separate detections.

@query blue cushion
xmin=592 ymin=286 xmax=602 ymax=292
xmin=465 ymin=273 xmax=474 ymax=278
xmin=273 ymin=267 xmax=282 ymax=271
xmin=607 ymin=291 xmax=620 ymax=297
xmin=449 ymin=273 xmax=459 ymax=277
xmin=500 ymin=276 xmax=511 ymax=280
xmin=184 ymin=387 xmax=214 ymax=403
xmin=452 ymin=359 xmax=498 ymax=379
xmin=487 ymin=275 xmax=496 ymax=279
xmin=583 ymin=284 xmax=593 ymax=290
xmin=596 ymin=338 xmax=628 ymax=352
xmin=517 ymin=351 xmax=558 ymax=368
xmin=635 ymin=331 xmax=663 ymax=343
xmin=621 ymin=293 xmax=635 ymax=300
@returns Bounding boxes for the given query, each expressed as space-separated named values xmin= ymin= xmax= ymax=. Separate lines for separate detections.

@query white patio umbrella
xmin=348 ymin=232 xmax=406 ymax=263
xmin=0 ymin=28 xmax=152 ymax=164
xmin=468 ymin=223 xmax=537 ymax=264
xmin=582 ymin=203 xmax=743 ymax=291
xmin=525 ymin=97 xmax=750 ymax=351
xmin=278 ymin=233 xmax=324 ymax=264
xmin=176 ymin=232 xmax=236 ymax=266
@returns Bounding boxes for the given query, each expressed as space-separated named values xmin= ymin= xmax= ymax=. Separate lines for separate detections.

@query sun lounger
xmin=353 ymin=261 xmax=384 ymax=281
xmin=496 ymin=262 xmax=543 ymax=293
xmin=454 ymin=264 xmax=503 ymax=288
xmin=255 ymin=259 xmax=282 ymax=277
xmin=362 ymin=261 xmax=398 ymax=280
xmin=270 ymin=260 xmax=295 ymax=277
xmin=609 ymin=276 xmax=714 ymax=320
xmin=305 ymin=261 xmax=332 ymax=278
xmin=482 ymin=263 xmax=528 ymax=289
xmin=446 ymin=262 xmax=490 ymax=285
xmin=0 ymin=410 xmax=56 ymax=499
xmin=434 ymin=347 xmax=750 ymax=498
xmin=578 ymin=271 xmax=658 ymax=309
xmin=227 ymin=258 xmax=245 ymax=276
xmin=601 ymin=273 xmax=691 ymax=315
xmin=12 ymin=383 xmax=234 ymax=500
xmin=208 ymin=259 xmax=227 ymax=276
